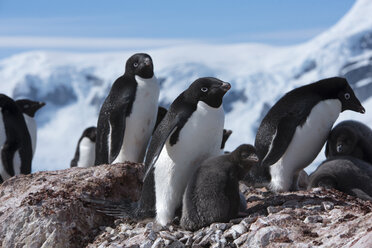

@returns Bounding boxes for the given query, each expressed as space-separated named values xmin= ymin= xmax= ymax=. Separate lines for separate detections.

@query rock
xmin=244 ymin=226 xmax=288 ymax=247
xmin=304 ymin=215 xmax=323 ymax=224
xmin=322 ymin=201 xmax=335 ymax=211
xmin=0 ymin=162 xmax=144 ymax=248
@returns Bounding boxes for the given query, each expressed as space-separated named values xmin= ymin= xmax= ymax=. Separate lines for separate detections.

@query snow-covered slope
xmin=0 ymin=0 xmax=372 ymax=173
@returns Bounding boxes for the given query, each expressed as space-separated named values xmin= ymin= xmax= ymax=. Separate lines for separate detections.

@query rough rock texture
xmin=0 ymin=162 xmax=144 ymax=248
xmin=1 ymin=164 xmax=371 ymax=248
xmin=88 ymin=185 xmax=372 ymax=248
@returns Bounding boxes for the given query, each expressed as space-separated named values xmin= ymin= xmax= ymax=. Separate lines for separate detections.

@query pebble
xmin=304 ymin=215 xmax=323 ymax=224
xmin=322 ymin=201 xmax=335 ymax=211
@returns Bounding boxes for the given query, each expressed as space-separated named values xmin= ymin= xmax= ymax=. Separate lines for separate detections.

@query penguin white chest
xmin=113 ymin=75 xmax=159 ymax=163
xmin=270 ymin=99 xmax=342 ymax=191
xmin=154 ymin=101 xmax=224 ymax=225
xmin=77 ymin=137 xmax=96 ymax=167
xmin=23 ymin=114 xmax=37 ymax=155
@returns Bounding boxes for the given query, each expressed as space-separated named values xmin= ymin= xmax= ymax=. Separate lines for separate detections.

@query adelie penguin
xmin=15 ymin=99 xmax=45 ymax=156
xmin=83 ymin=77 xmax=231 ymax=224
xmin=95 ymin=53 xmax=159 ymax=165
xmin=0 ymin=94 xmax=33 ymax=183
xmin=142 ymin=77 xmax=231 ymax=226
xmin=254 ymin=77 xmax=365 ymax=192
xmin=181 ymin=144 xmax=259 ymax=231
xmin=308 ymin=157 xmax=372 ymax=201
xmin=325 ymin=120 xmax=372 ymax=164
xmin=71 ymin=127 xmax=97 ymax=168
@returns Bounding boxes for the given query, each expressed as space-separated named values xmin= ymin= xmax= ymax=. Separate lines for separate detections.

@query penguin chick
xmin=308 ymin=156 xmax=372 ymax=201
xmin=181 ymin=144 xmax=259 ymax=231
xmin=325 ymin=120 xmax=372 ymax=164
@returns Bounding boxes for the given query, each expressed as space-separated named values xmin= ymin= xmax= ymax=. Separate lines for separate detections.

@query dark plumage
xmin=180 ymin=144 xmax=259 ymax=231
xmin=0 ymin=94 xmax=32 ymax=183
xmin=308 ymin=157 xmax=372 ymax=201
xmin=325 ymin=120 xmax=372 ymax=164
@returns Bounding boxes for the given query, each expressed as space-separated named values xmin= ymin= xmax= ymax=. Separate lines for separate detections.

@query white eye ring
xmin=133 ymin=63 xmax=138 ymax=68
xmin=201 ymin=87 xmax=208 ymax=92
xmin=344 ymin=93 xmax=350 ymax=100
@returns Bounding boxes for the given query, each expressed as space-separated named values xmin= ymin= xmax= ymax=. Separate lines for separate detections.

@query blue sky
xmin=0 ymin=0 xmax=355 ymax=58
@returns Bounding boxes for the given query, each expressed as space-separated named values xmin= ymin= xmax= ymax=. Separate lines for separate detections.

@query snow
xmin=0 ymin=0 xmax=371 ymax=173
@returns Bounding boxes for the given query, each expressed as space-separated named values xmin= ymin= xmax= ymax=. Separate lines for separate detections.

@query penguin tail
xmin=80 ymin=193 xmax=138 ymax=219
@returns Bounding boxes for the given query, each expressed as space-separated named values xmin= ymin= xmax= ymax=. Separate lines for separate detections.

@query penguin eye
xmin=344 ymin=93 xmax=350 ymax=100
xmin=240 ymin=151 xmax=249 ymax=159
xmin=24 ymin=104 xmax=30 ymax=108
xmin=201 ymin=87 xmax=208 ymax=92
xmin=133 ymin=63 xmax=138 ymax=68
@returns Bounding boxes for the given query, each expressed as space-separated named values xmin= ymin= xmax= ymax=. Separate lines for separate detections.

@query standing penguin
xmin=15 ymin=99 xmax=45 ymax=155
xmin=142 ymin=77 xmax=231 ymax=226
xmin=71 ymin=127 xmax=97 ymax=168
xmin=325 ymin=120 xmax=372 ymax=164
xmin=255 ymin=77 xmax=365 ymax=192
xmin=181 ymin=144 xmax=259 ymax=231
xmin=0 ymin=94 xmax=32 ymax=183
xmin=95 ymin=53 xmax=159 ymax=165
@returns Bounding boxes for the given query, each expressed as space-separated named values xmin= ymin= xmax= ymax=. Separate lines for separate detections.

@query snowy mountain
xmin=0 ymin=0 xmax=372 ymax=173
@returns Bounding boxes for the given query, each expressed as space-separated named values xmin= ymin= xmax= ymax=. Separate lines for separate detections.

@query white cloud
xmin=0 ymin=36 xmax=198 ymax=49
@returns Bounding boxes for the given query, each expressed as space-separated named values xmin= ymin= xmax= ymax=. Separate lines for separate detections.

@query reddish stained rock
xmin=0 ymin=162 xmax=144 ymax=248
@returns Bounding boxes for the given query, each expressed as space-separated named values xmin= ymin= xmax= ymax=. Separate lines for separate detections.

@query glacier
xmin=0 ymin=0 xmax=371 ymax=173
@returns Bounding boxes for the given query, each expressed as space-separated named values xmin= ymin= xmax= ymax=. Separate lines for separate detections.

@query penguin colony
xmin=1 ymin=52 xmax=372 ymax=231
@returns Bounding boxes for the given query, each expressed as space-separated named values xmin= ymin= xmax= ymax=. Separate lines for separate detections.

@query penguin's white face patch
xmin=78 ymin=137 xmax=96 ymax=168
xmin=113 ymin=75 xmax=159 ymax=164
xmin=270 ymin=99 xmax=342 ymax=192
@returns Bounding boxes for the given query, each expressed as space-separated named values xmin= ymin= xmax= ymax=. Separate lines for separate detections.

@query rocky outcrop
xmin=1 ymin=164 xmax=371 ymax=248
xmin=0 ymin=162 xmax=144 ymax=248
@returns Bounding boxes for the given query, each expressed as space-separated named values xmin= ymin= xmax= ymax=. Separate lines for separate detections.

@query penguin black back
xmin=325 ymin=120 xmax=372 ymax=164
xmin=180 ymin=144 xmax=259 ymax=231
xmin=0 ymin=94 xmax=32 ymax=183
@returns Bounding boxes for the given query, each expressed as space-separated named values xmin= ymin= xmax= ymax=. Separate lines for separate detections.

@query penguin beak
xmin=336 ymin=144 xmax=343 ymax=153
xmin=220 ymin=82 xmax=231 ymax=92
xmin=249 ymin=154 xmax=259 ymax=163
xmin=358 ymin=105 xmax=366 ymax=114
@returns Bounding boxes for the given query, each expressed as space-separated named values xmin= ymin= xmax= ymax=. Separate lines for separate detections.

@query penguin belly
xmin=270 ymin=99 xmax=342 ymax=192
xmin=23 ymin=114 xmax=37 ymax=155
xmin=113 ymin=75 xmax=159 ymax=164
xmin=77 ymin=137 xmax=96 ymax=168
xmin=154 ymin=101 xmax=224 ymax=226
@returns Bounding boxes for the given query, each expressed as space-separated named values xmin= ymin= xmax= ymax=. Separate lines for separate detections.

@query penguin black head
xmin=321 ymin=77 xmax=365 ymax=114
xmin=15 ymin=99 xmax=46 ymax=117
xmin=231 ymin=144 xmax=259 ymax=177
xmin=186 ymin=77 xmax=231 ymax=108
xmin=125 ymin=53 xmax=154 ymax=79
xmin=82 ymin=126 xmax=97 ymax=142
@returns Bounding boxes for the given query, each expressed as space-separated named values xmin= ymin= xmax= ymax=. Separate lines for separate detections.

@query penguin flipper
xmin=1 ymin=141 xmax=17 ymax=176
xmin=143 ymin=112 xmax=180 ymax=181
xmin=108 ymin=103 xmax=129 ymax=164
xmin=261 ymin=115 xmax=298 ymax=167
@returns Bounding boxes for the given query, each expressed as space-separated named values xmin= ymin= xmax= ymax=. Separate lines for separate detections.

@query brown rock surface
xmin=0 ymin=162 xmax=144 ymax=248
xmin=1 ymin=163 xmax=371 ymax=248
